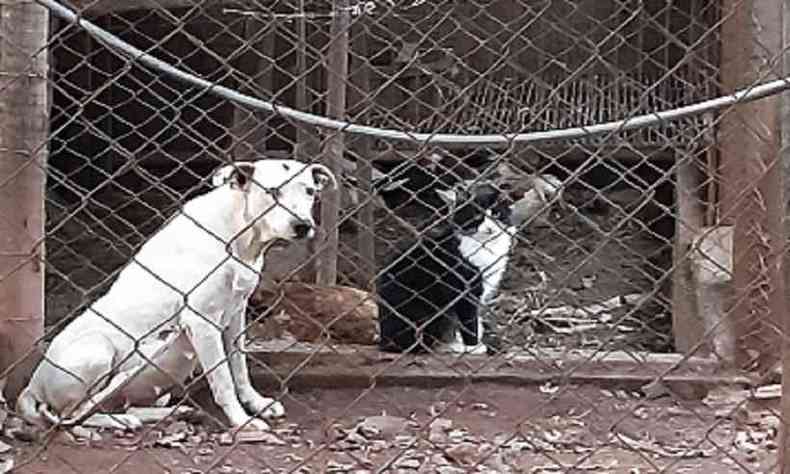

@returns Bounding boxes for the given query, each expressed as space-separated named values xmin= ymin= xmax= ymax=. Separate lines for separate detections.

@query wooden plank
xmin=245 ymin=344 xmax=752 ymax=394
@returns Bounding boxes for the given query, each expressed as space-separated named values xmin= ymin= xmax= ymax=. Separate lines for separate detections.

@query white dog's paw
xmin=241 ymin=393 xmax=286 ymax=419
xmin=465 ymin=343 xmax=488 ymax=355
xmin=54 ymin=427 xmax=102 ymax=445
xmin=107 ymin=414 xmax=144 ymax=431
xmin=235 ymin=417 xmax=271 ymax=432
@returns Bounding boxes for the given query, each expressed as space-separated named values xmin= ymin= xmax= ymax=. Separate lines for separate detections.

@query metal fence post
xmin=0 ymin=0 xmax=49 ymax=402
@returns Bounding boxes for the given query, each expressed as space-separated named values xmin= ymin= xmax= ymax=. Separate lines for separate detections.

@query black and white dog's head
xmin=211 ymin=159 xmax=336 ymax=242
xmin=434 ymin=181 xmax=513 ymax=235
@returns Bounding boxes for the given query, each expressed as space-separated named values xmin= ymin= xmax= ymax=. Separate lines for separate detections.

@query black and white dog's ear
xmin=310 ymin=164 xmax=337 ymax=191
xmin=436 ymin=189 xmax=458 ymax=205
xmin=212 ymin=162 xmax=256 ymax=190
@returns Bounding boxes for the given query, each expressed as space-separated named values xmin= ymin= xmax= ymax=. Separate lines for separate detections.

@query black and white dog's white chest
xmin=376 ymin=184 xmax=513 ymax=355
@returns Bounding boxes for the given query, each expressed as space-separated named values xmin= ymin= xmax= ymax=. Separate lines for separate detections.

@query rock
xmin=394 ymin=457 xmax=422 ymax=469
xmin=435 ymin=466 xmax=465 ymax=474
xmin=356 ymin=415 xmax=409 ymax=440
xmin=218 ymin=429 xmax=286 ymax=446
xmin=154 ymin=432 xmax=188 ymax=448
xmin=429 ymin=418 xmax=453 ymax=433
xmin=250 ymin=283 xmax=378 ymax=345
xmin=429 ymin=418 xmax=453 ymax=443
xmin=444 ymin=442 xmax=479 ymax=466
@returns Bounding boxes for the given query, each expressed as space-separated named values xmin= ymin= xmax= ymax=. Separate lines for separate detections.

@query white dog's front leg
xmin=224 ymin=305 xmax=285 ymax=420
xmin=185 ymin=316 xmax=269 ymax=431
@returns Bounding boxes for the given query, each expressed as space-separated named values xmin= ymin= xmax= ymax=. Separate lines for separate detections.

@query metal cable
xmin=39 ymin=0 xmax=790 ymax=147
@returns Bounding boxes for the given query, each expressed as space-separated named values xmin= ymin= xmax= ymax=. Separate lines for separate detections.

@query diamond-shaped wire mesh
xmin=0 ymin=0 xmax=788 ymax=472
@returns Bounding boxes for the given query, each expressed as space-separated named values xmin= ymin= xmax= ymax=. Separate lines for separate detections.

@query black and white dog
xmin=376 ymin=174 xmax=563 ymax=355
xmin=376 ymin=182 xmax=513 ymax=354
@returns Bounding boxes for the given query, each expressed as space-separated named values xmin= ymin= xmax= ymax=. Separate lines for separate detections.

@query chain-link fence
xmin=0 ymin=0 xmax=789 ymax=472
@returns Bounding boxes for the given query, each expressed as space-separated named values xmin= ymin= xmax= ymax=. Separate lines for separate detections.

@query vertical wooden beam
xmin=779 ymin=1 xmax=790 ymax=471
xmin=719 ymin=0 xmax=785 ymax=370
xmin=0 ymin=0 xmax=49 ymax=402
xmin=230 ymin=16 xmax=276 ymax=160
xmin=298 ymin=0 xmax=323 ymax=284
xmin=294 ymin=0 xmax=318 ymax=161
xmin=672 ymin=148 xmax=706 ymax=355
xmin=350 ymin=19 xmax=376 ymax=291
xmin=671 ymin=0 xmax=712 ymax=356
xmin=315 ymin=0 xmax=350 ymax=286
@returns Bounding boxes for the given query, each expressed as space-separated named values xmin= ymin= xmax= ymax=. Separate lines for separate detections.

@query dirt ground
xmin=8 ymin=383 xmax=777 ymax=473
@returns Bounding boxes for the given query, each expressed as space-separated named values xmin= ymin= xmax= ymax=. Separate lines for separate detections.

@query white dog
xmin=16 ymin=159 xmax=335 ymax=434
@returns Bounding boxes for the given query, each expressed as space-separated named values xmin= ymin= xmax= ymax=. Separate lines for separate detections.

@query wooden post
xmin=0 ymin=0 xmax=49 ymax=402
xmin=315 ymin=0 xmax=349 ymax=286
xmin=350 ymin=19 xmax=376 ymax=291
xmin=230 ymin=16 xmax=276 ymax=160
xmin=779 ymin=1 xmax=790 ymax=471
xmin=719 ymin=0 xmax=785 ymax=371
xmin=298 ymin=0 xmax=323 ymax=283
xmin=671 ymin=147 xmax=706 ymax=355
xmin=294 ymin=0 xmax=318 ymax=161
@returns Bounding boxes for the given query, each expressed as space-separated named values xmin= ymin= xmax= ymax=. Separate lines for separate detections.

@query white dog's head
xmin=212 ymin=159 xmax=336 ymax=242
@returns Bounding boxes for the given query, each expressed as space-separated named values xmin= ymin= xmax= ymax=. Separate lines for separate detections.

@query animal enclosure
xmin=1 ymin=0 xmax=789 ymax=473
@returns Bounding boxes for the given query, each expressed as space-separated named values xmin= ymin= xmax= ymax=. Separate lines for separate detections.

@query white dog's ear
xmin=212 ymin=162 xmax=256 ymax=190
xmin=310 ymin=164 xmax=337 ymax=191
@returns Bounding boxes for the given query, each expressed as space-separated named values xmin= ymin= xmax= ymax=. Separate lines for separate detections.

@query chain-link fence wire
xmin=0 ymin=0 xmax=789 ymax=472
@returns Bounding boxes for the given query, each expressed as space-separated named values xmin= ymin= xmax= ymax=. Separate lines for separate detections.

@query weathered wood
xmin=249 ymin=283 xmax=377 ymax=345
xmin=315 ymin=0 xmax=349 ymax=286
xmin=780 ymin=1 xmax=790 ymax=470
xmin=244 ymin=345 xmax=752 ymax=394
xmin=0 ymin=0 xmax=49 ymax=403
xmin=230 ymin=17 xmax=276 ymax=160
xmin=350 ymin=20 xmax=376 ymax=291
xmin=691 ymin=225 xmax=736 ymax=365
xmin=293 ymin=0 xmax=318 ymax=162
xmin=672 ymin=149 xmax=706 ymax=355
xmin=719 ymin=0 xmax=785 ymax=371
